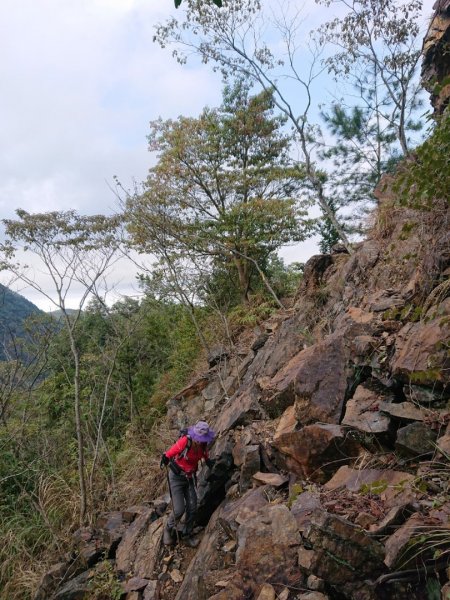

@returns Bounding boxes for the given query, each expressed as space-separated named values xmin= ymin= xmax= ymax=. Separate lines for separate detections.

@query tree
xmin=127 ymin=81 xmax=312 ymax=303
xmin=175 ymin=0 xmax=222 ymax=6
xmin=1 ymin=210 xmax=121 ymax=523
xmin=154 ymin=0 xmax=426 ymax=250
xmin=316 ymin=0 xmax=424 ymax=156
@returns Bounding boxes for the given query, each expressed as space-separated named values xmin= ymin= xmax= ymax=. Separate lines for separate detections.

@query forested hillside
xmin=0 ymin=0 xmax=449 ymax=599
xmin=0 ymin=283 xmax=42 ymax=361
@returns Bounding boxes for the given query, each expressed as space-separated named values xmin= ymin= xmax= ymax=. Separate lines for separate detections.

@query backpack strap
xmin=178 ymin=434 xmax=192 ymax=459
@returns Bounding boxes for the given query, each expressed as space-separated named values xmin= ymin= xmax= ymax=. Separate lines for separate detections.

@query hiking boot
xmin=163 ymin=525 xmax=175 ymax=546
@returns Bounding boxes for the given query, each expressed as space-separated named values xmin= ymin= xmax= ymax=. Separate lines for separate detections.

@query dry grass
xmin=112 ymin=417 xmax=178 ymax=508
xmin=0 ymin=474 xmax=78 ymax=600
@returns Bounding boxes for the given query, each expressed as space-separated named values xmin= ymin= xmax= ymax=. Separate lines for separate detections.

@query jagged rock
xmin=34 ymin=561 xmax=77 ymax=600
xmin=442 ymin=581 xmax=450 ymax=600
xmin=52 ymin=569 xmax=91 ymax=599
xmin=171 ymin=376 xmax=210 ymax=402
xmin=379 ymin=401 xmax=432 ymax=422
xmin=298 ymin=594 xmax=329 ymax=600
xmin=290 ymin=492 xmax=323 ymax=532
xmin=354 ymin=512 xmax=378 ymax=529
xmin=277 ymin=588 xmax=290 ymax=600
xmin=266 ymin=334 xmax=350 ymax=423
xmin=392 ymin=316 xmax=450 ymax=385
xmin=251 ymin=332 xmax=270 ymax=352
xmin=236 ymin=504 xmax=303 ymax=590
xmin=71 ymin=526 xmax=108 ymax=568
xmin=170 ymin=569 xmax=184 ymax=583
xmin=384 ymin=513 xmax=426 ymax=568
xmin=126 ymin=593 xmax=140 ymax=600
xmin=151 ymin=495 xmax=170 ymax=517
xmin=214 ymin=387 xmax=267 ymax=434
xmin=299 ymin=511 xmax=385 ymax=585
xmin=307 ymin=574 xmax=325 ymax=592
xmin=273 ymin=423 xmax=360 ymax=481
xmin=324 ymin=466 xmax=416 ymax=509
xmin=174 ymin=510 xmax=222 ymax=600
xmin=342 ymin=385 xmax=392 ymax=433
xmin=142 ymin=581 xmax=159 ymax=600
xmin=252 ymin=472 xmax=289 ymax=487
xmin=220 ymin=485 xmax=269 ymax=528
xmin=124 ymin=577 xmax=150 ymax=592
xmin=208 ymin=345 xmax=229 ymax=368
xmin=242 ymin=315 xmax=308 ymax=383
xmin=256 ymin=582 xmax=276 ymax=600
xmin=95 ymin=510 xmax=134 ymax=555
xmin=202 ymin=379 xmax=225 ymax=402
xmin=273 ymin=405 xmax=297 ymax=442
xmin=301 ymin=254 xmax=334 ymax=294
xmin=395 ymin=422 xmax=438 ymax=456
xmin=238 ymin=444 xmax=260 ymax=491
xmin=436 ymin=430 xmax=450 ymax=456
xmin=231 ymin=435 xmax=254 ymax=466
xmin=366 ymin=290 xmax=405 ymax=312
xmin=222 ymin=539 xmax=236 ymax=552
xmin=368 ymin=503 xmax=416 ymax=536
xmin=207 ymin=581 xmax=247 ymax=599
xmin=406 ymin=384 xmax=449 ymax=405
xmin=115 ymin=512 xmax=163 ymax=578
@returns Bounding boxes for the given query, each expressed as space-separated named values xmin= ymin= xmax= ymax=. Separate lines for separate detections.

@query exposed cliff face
xmin=422 ymin=0 xmax=450 ymax=114
xmin=36 ymin=173 xmax=450 ymax=600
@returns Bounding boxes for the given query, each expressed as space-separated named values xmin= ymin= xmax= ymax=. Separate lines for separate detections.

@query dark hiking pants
xmin=167 ymin=470 xmax=197 ymax=536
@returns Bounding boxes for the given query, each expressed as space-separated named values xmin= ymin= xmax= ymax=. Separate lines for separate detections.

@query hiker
xmin=160 ymin=420 xmax=216 ymax=546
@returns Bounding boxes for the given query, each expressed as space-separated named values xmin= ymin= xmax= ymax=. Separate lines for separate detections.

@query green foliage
xmin=127 ymin=80 xmax=312 ymax=302
xmin=90 ymin=561 xmax=123 ymax=600
xmin=287 ymin=483 xmax=304 ymax=508
xmin=359 ymin=480 xmax=388 ymax=495
xmin=317 ymin=198 xmax=340 ymax=253
xmin=393 ymin=111 xmax=450 ymax=208
xmin=228 ymin=294 xmax=277 ymax=329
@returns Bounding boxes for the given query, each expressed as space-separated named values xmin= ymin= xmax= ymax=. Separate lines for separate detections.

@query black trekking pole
xmin=165 ymin=464 xmax=180 ymax=544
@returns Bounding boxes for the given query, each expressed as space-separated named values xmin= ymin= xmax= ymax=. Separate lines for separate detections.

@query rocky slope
xmin=35 ymin=5 xmax=450 ymax=600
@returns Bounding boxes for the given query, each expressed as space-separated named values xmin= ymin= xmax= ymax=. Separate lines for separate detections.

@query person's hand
xmin=160 ymin=454 xmax=169 ymax=469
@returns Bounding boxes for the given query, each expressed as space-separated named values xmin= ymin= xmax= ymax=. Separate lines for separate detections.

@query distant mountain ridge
xmin=0 ymin=284 xmax=42 ymax=360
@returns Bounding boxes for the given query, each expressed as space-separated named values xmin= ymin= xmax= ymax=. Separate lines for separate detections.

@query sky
xmin=0 ymin=0 xmax=436 ymax=310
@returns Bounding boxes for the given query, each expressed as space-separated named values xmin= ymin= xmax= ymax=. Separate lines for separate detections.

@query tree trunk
xmin=234 ymin=257 xmax=250 ymax=303
xmin=70 ymin=335 xmax=87 ymax=524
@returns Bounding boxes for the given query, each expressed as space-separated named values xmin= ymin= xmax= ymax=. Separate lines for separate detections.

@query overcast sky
xmin=0 ymin=0 xmax=436 ymax=310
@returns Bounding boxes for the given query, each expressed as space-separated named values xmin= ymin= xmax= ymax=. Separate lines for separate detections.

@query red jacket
xmin=165 ymin=436 xmax=208 ymax=475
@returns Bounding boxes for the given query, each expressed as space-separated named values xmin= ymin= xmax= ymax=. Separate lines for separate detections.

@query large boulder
xmin=115 ymin=511 xmax=163 ymax=579
xmin=299 ymin=511 xmax=385 ymax=586
xmin=265 ymin=335 xmax=351 ymax=424
xmin=395 ymin=422 xmax=438 ymax=456
xmin=392 ymin=316 xmax=450 ymax=385
xmin=342 ymin=385 xmax=392 ymax=434
xmin=324 ymin=466 xmax=417 ymax=509
xmin=274 ymin=423 xmax=360 ymax=481
xmin=52 ymin=570 xmax=91 ymax=600
xmin=214 ymin=387 xmax=267 ymax=434
xmin=384 ymin=513 xmax=428 ymax=569
xmin=236 ymin=504 xmax=303 ymax=590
